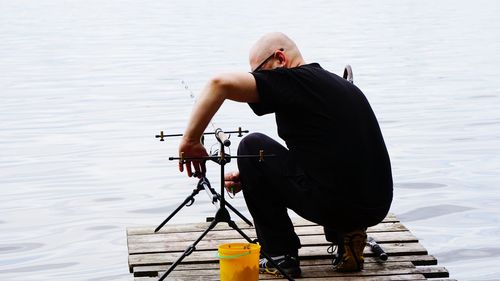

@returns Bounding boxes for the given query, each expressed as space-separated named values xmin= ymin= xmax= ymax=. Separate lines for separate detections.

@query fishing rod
xmin=155 ymin=80 xmax=249 ymax=145
xmin=182 ymin=80 xmax=219 ymax=135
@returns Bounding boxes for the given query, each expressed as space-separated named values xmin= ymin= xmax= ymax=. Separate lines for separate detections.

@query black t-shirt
xmin=250 ymin=63 xmax=392 ymax=206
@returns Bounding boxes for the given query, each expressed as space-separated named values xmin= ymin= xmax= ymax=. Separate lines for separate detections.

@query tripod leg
xmin=155 ymin=188 xmax=200 ymax=233
xmin=224 ymin=200 xmax=253 ymax=226
xmin=227 ymin=220 xmax=295 ymax=281
xmin=157 ymin=219 xmax=217 ymax=281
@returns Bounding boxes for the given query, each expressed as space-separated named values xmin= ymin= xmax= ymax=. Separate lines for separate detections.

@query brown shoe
xmin=333 ymin=229 xmax=367 ymax=272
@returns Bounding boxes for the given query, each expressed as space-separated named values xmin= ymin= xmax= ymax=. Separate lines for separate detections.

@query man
xmin=178 ymin=32 xmax=393 ymax=277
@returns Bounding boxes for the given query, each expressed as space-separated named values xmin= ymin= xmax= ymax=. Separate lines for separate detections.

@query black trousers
xmin=237 ymin=133 xmax=389 ymax=256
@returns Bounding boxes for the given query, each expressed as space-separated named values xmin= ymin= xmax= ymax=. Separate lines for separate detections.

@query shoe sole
xmin=259 ymin=267 xmax=301 ymax=278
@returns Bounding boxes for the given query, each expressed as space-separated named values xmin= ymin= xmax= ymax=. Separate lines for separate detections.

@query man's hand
xmin=178 ymin=137 xmax=208 ymax=178
xmin=224 ymin=171 xmax=243 ymax=194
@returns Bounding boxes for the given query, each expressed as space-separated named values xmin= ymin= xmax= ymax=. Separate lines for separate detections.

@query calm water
xmin=1 ymin=0 xmax=500 ymax=280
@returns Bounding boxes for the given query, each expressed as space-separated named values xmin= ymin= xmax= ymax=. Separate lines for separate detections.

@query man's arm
xmin=179 ymin=72 xmax=259 ymax=177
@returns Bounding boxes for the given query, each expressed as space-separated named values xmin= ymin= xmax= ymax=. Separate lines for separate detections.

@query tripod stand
xmin=154 ymin=176 xmax=253 ymax=232
xmin=155 ymin=128 xmax=295 ymax=281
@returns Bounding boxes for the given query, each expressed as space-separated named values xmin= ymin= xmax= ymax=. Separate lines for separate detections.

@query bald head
xmin=249 ymin=32 xmax=305 ymax=71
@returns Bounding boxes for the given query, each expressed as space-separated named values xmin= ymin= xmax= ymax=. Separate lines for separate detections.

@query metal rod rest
xmin=156 ymin=129 xmax=249 ymax=139
xmin=168 ymin=154 xmax=276 ymax=161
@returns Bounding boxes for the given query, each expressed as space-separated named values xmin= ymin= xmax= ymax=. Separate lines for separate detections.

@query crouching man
xmin=178 ymin=32 xmax=393 ymax=277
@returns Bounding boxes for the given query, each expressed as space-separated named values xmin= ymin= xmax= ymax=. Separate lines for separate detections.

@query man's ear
xmin=276 ymin=51 xmax=286 ymax=66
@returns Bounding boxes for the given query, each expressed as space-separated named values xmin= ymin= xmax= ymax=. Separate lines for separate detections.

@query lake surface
xmin=1 ymin=0 xmax=500 ymax=280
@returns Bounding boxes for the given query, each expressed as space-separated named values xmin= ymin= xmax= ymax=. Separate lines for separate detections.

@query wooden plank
xmin=258 ymin=265 xmax=434 ymax=280
xmin=154 ymin=261 xmax=431 ymax=280
xmin=127 ymin=221 xmax=408 ymax=246
xmin=132 ymin=255 xmax=437 ymax=277
xmin=128 ymin=242 xmax=427 ymax=269
xmin=127 ymin=225 xmax=415 ymax=245
xmin=296 ymin=254 xmax=437 ymax=266
xmin=265 ymin=275 xmax=427 ymax=281
xmin=159 ymin=261 xmax=415 ymax=278
xmin=414 ymin=266 xmax=450 ymax=278
xmin=135 ymin=274 xmax=427 ymax=281
xmin=128 ymin=228 xmax=257 ymax=244
xmin=128 ymin=231 xmax=418 ymax=255
xmin=290 ymin=275 xmax=425 ymax=281
xmin=128 ymin=214 xmax=399 ymax=236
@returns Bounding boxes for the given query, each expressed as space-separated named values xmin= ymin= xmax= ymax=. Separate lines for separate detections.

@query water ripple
xmin=0 ymin=263 xmax=79 ymax=274
xmin=439 ymin=247 xmax=500 ymax=263
xmin=0 ymin=243 xmax=44 ymax=255
xmin=399 ymin=205 xmax=474 ymax=222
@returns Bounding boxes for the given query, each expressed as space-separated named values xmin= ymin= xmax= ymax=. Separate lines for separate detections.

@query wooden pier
xmin=127 ymin=213 xmax=453 ymax=280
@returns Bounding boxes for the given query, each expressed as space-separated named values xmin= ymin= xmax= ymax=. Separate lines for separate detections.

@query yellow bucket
xmin=217 ymin=243 xmax=260 ymax=281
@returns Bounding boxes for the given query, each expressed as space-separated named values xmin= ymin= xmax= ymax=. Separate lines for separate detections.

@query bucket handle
xmin=216 ymin=251 xmax=252 ymax=259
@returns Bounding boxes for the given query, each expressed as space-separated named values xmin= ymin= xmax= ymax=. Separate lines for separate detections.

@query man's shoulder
xmin=294 ymin=63 xmax=339 ymax=78
xmin=292 ymin=62 xmax=323 ymax=72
